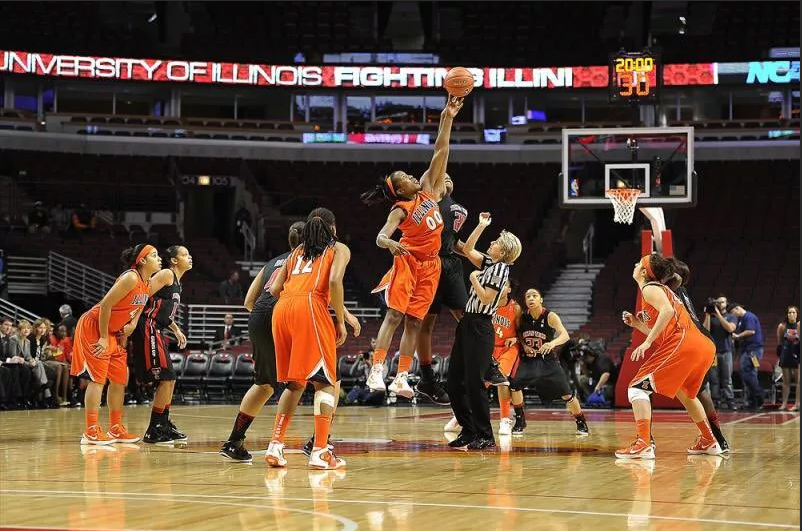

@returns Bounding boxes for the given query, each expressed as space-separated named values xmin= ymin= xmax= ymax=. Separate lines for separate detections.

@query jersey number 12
xmin=292 ymin=256 xmax=314 ymax=275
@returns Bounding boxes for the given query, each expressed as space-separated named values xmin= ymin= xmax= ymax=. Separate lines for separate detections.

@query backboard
xmin=560 ymin=127 xmax=695 ymax=208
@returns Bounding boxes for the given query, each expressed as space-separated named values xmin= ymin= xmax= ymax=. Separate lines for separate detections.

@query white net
xmin=605 ymin=188 xmax=642 ymax=224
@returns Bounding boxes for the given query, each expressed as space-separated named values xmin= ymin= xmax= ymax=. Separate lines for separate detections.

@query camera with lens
xmin=704 ymin=298 xmax=719 ymax=314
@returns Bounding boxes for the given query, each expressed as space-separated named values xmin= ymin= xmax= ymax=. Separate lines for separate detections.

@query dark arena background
xmin=0 ymin=2 xmax=799 ymax=530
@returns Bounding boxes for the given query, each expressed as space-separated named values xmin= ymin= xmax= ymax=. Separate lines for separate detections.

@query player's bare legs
xmin=562 ymin=393 xmax=589 ymax=436
xmin=698 ymin=387 xmax=729 ymax=452
xmin=676 ymin=390 xmax=722 ymax=455
xmin=368 ymin=309 xmax=420 ymax=398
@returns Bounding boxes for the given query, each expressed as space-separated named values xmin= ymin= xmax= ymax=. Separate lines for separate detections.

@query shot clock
xmin=609 ymin=50 xmax=660 ymax=103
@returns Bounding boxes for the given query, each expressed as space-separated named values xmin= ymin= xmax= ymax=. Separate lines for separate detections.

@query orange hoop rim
xmin=605 ymin=188 xmax=642 ymax=200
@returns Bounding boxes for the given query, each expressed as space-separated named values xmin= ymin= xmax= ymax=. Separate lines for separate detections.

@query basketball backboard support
xmin=560 ymin=127 xmax=695 ymax=208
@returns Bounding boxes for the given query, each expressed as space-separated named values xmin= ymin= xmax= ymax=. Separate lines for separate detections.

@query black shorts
xmin=509 ymin=355 xmax=573 ymax=400
xmin=779 ymin=347 xmax=800 ymax=369
xmin=131 ymin=319 xmax=177 ymax=383
xmin=250 ymin=307 xmax=278 ymax=387
xmin=428 ymin=255 xmax=468 ymax=315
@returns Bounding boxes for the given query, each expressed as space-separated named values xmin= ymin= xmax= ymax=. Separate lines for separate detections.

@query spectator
xmin=345 ymin=350 xmax=386 ymax=406
xmin=34 ymin=318 xmax=70 ymax=406
xmin=777 ymin=306 xmax=800 ymax=412
xmin=579 ymin=345 xmax=618 ymax=405
xmin=703 ymin=295 xmax=738 ymax=410
xmin=9 ymin=320 xmax=53 ymax=408
xmin=1 ymin=317 xmax=34 ymax=408
xmin=217 ymin=271 xmax=243 ymax=304
xmin=50 ymin=202 xmax=70 ymax=235
xmin=213 ymin=314 xmax=241 ymax=347
xmin=234 ymin=204 xmax=252 ymax=248
xmin=57 ymin=304 xmax=77 ymax=335
xmin=70 ymin=203 xmax=96 ymax=235
xmin=27 ymin=201 xmax=51 ymax=234
xmin=728 ymin=303 xmax=765 ymax=410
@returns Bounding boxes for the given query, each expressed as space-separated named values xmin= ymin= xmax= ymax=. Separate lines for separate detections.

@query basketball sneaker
xmin=575 ymin=416 xmax=590 ymax=436
xmin=143 ymin=424 xmax=175 ymax=445
xmin=108 ymin=423 xmax=142 ymax=443
xmin=466 ymin=436 xmax=496 ymax=450
xmin=81 ymin=425 xmax=115 ymax=446
xmin=687 ymin=436 xmax=723 ymax=456
xmin=388 ymin=372 xmax=414 ymax=399
xmin=485 ymin=361 xmax=509 ymax=387
xmin=220 ymin=439 xmax=252 ymax=463
xmin=499 ymin=418 xmax=514 ymax=436
xmin=302 ymin=434 xmax=333 ymax=458
xmin=367 ymin=364 xmax=386 ymax=392
xmin=448 ymin=432 xmax=475 ymax=449
xmin=614 ymin=438 xmax=655 ymax=459
xmin=308 ymin=447 xmax=346 ymax=470
xmin=265 ymin=441 xmax=287 ymax=467
xmin=415 ymin=379 xmax=450 ymax=405
xmin=444 ymin=416 xmax=461 ymax=433
xmin=511 ymin=413 xmax=526 ymax=435
xmin=166 ymin=420 xmax=188 ymax=442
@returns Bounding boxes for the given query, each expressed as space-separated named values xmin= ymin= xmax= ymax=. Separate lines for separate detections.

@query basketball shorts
xmin=131 ymin=318 xmax=177 ymax=383
xmin=509 ymin=355 xmax=573 ymax=400
xmin=273 ymin=294 xmax=337 ymax=385
xmin=630 ymin=331 xmax=715 ymax=400
xmin=249 ymin=304 xmax=278 ymax=387
xmin=492 ymin=344 xmax=519 ymax=377
xmin=428 ymin=255 xmax=468 ymax=315
xmin=372 ymin=253 xmax=441 ymax=320
xmin=70 ymin=313 xmax=128 ymax=385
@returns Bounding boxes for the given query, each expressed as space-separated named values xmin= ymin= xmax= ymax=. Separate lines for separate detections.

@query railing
xmin=240 ymin=221 xmax=256 ymax=263
xmin=7 ymin=255 xmax=48 ymax=295
xmin=48 ymin=251 xmax=116 ymax=306
xmin=0 ymin=297 xmax=41 ymax=323
xmin=582 ymin=223 xmax=595 ymax=272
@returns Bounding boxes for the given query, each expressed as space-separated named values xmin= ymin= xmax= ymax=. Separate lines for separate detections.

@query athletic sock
xmin=398 ymin=355 xmax=412 ymax=374
xmin=229 ymin=411 xmax=255 ymax=442
xmin=314 ymin=414 xmax=333 ymax=450
xmin=420 ymin=363 xmax=436 ymax=383
xmin=636 ymin=418 xmax=651 ymax=443
xmin=109 ymin=409 xmax=122 ymax=427
xmin=499 ymin=398 xmax=511 ymax=419
xmin=150 ymin=405 xmax=166 ymax=428
xmin=372 ymin=348 xmax=387 ymax=366
xmin=271 ymin=413 xmax=292 ymax=443
xmin=695 ymin=420 xmax=715 ymax=442
xmin=514 ymin=404 xmax=525 ymax=418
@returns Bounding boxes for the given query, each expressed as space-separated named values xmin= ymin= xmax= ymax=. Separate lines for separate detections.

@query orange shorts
xmin=272 ymin=294 xmax=337 ymax=384
xmin=630 ymin=330 xmax=715 ymax=399
xmin=493 ymin=344 xmax=519 ymax=377
xmin=372 ymin=254 xmax=441 ymax=320
xmin=70 ymin=313 xmax=128 ymax=385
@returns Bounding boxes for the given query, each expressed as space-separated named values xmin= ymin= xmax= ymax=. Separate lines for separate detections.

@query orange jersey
xmin=280 ymin=243 xmax=336 ymax=302
xmin=85 ymin=270 xmax=149 ymax=334
xmin=395 ymin=191 xmax=443 ymax=260
xmin=493 ymin=300 xmax=518 ymax=347
xmin=636 ymin=283 xmax=703 ymax=346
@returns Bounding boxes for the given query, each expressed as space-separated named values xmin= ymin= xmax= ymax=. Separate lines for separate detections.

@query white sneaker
xmin=499 ymin=417 xmax=514 ymax=436
xmin=388 ymin=372 xmax=414 ymax=398
xmin=367 ymin=364 xmax=387 ymax=392
xmin=444 ymin=416 xmax=461 ymax=433
xmin=308 ymin=447 xmax=346 ymax=470
xmin=265 ymin=441 xmax=287 ymax=467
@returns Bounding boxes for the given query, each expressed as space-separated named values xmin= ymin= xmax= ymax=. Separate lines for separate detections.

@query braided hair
xmin=360 ymin=171 xmax=404 ymax=206
xmin=301 ymin=208 xmax=336 ymax=260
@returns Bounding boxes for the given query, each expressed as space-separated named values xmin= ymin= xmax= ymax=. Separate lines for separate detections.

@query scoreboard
xmin=609 ymin=50 xmax=661 ymax=103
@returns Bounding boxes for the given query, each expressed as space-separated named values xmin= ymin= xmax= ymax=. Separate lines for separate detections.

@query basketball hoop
xmin=605 ymin=188 xmax=642 ymax=224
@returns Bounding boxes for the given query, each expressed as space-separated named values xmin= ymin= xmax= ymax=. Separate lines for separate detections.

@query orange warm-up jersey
xmin=395 ymin=191 xmax=443 ymax=260
xmin=492 ymin=300 xmax=520 ymax=376
xmin=631 ymin=282 xmax=715 ymax=399
xmin=85 ymin=271 xmax=150 ymax=334
xmin=272 ymin=243 xmax=340 ymax=384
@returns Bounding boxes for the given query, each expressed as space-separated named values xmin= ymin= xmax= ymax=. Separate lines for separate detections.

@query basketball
xmin=444 ymin=67 xmax=475 ymax=97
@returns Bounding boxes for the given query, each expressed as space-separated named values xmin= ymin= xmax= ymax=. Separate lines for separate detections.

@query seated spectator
xmin=344 ymin=350 xmax=386 ymax=406
xmin=70 ymin=203 xmax=97 ymax=235
xmin=217 ymin=271 xmax=244 ymax=303
xmin=57 ymin=304 xmax=78 ymax=336
xmin=34 ymin=319 xmax=70 ymax=406
xmin=579 ymin=344 xmax=617 ymax=405
xmin=27 ymin=201 xmax=51 ymax=234
xmin=9 ymin=320 xmax=53 ymax=408
xmin=213 ymin=314 xmax=241 ymax=347
xmin=1 ymin=317 xmax=35 ymax=408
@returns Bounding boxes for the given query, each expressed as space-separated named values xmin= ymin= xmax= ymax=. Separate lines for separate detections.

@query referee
xmin=446 ymin=212 xmax=522 ymax=450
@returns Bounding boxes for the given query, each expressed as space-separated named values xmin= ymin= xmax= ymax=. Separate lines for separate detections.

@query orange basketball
xmin=444 ymin=67 xmax=475 ymax=98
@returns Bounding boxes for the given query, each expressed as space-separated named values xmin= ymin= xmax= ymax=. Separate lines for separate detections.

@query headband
xmin=384 ymin=175 xmax=397 ymax=198
xmin=640 ymin=255 xmax=656 ymax=281
xmin=134 ymin=245 xmax=156 ymax=267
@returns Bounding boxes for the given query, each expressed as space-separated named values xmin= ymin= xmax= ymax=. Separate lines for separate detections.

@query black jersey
xmin=520 ymin=307 xmax=557 ymax=353
xmin=252 ymin=250 xmax=292 ymax=313
xmin=143 ymin=270 xmax=181 ymax=328
xmin=437 ymin=194 xmax=468 ymax=257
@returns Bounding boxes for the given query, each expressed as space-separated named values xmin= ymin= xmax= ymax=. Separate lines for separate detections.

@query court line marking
xmin=780 ymin=415 xmax=800 ymax=425
xmin=2 ymin=489 xmax=796 ymax=529
xmin=725 ymin=413 xmax=767 ymax=425
xmin=2 ymin=491 xmax=357 ymax=531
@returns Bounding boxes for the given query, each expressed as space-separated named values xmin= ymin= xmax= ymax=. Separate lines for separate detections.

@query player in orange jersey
xmin=71 ymin=244 xmax=161 ymax=445
xmin=264 ymin=208 xmax=359 ymax=470
xmin=360 ymin=95 xmax=464 ymax=398
xmin=616 ymin=254 xmax=721 ymax=460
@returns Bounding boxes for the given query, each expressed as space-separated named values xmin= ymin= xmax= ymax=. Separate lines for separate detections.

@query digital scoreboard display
xmin=609 ymin=50 xmax=660 ymax=103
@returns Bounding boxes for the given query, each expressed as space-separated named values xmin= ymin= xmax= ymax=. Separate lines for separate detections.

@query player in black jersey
xmin=415 ymin=174 xmax=468 ymax=405
xmin=662 ymin=257 xmax=729 ymax=453
xmin=131 ymin=245 xmax=192 ymax=444
xmin=509 ymin=289 xmax=589 ymax=436
xmin=220 ymin=222 xmax=305 ymax=462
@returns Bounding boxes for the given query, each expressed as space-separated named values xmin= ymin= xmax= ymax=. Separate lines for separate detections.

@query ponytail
xmin=360 ymin=173 xmax=400 ymax=206
xmin=288 ymin=221 xmax=305 ymax=249
xmin=301 ymin=208 xmax=336 ymax=260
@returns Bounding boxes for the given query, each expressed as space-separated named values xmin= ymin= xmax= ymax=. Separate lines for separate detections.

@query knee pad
xmin=628 ymin=386 xmax=651 ymax=403
xmin=561 ymin=391 xmax=576 ymax=403
xmin=313 ymin=390 xmax=336 ymax=415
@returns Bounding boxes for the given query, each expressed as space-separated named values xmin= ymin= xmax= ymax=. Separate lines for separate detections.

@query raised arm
xmin=376 ymin=208 xmax=409 ymax=256
xmin=244 ymin=267 xmax=266 ymax=312
xmin=420 ymin=96 xmax=463 ymax=200
xmin=462 ymin=212 xmax=491 ymax=268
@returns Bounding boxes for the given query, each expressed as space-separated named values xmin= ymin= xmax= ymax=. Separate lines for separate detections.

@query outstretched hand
xmin=442 ymin=95 xmax=464 ymax=119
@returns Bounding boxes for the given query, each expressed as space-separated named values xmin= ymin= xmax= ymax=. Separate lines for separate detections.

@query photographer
xmin=579 ymin=342 xmax=617 ymax=405
xmin=702 ymin=295 xmax=738 ymax=409
xmin=728 ymin=303 xmax=765 ymax=410
xmin=344 ymin=339 xmax=385 ymax=406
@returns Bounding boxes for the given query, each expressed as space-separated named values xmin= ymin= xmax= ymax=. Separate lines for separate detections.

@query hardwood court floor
xmin=0 ymin=405 xmax=799 ymax=531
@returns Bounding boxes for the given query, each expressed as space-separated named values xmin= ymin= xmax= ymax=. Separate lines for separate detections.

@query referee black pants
xmin=446 ymin=313 xmax=494 ymax=440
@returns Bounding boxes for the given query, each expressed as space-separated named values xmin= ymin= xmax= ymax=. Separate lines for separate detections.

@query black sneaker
xmin=220 ymin=439 xmax=252 ymax=463
xmin=415 ymin=380 xmax=451 ymax=406
xmin=485 ymin=361 xmax=509 ymax=387
xmin=166 ymin=419 xmax=188 ymax=442
xmin=143 ymin=424 xmax=175 ymax=444
xmin=709 ymin=421 xmax=729 ymax=453
xmin=302 ymin=434 xmax=333 ymax=457
xmin=448 ymin=433 xmax=476 ymax=449
xmin=512 ymin=414 xmax=527 ymax=435
xmin=466 ymin=437 xmax=496 ymax=450
xmin=575 ymin=416 xmax=589 ymax=436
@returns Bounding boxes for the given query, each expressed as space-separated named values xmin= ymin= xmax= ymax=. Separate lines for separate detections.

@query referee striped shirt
xmin=465 ymin=256 xmax=510 ymax=316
